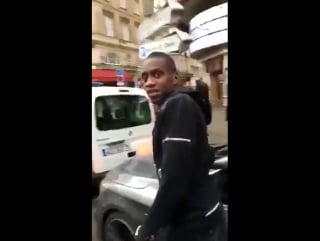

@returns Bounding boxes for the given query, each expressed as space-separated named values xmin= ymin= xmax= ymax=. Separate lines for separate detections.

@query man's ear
xmin=173 ymin=73 xmax=179 ymax=86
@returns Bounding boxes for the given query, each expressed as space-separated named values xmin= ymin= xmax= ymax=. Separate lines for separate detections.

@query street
xmin=92 ymin=107 xmax=227 ymax=241
xmin=208 ymin=106 xmax=228 ymax=146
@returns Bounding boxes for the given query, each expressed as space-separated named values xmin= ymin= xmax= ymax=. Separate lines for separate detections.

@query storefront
xmin=92 ymin=69 xmax=135 ymax=87
xmin=92 ymin=47 xmax=140 ymax=87
xmin=204 ymin=54 xmax=227 ymax=105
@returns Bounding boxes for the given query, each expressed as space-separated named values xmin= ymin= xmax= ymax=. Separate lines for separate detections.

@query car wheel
xmin=103 ymin=211 xmax=138 ymax=241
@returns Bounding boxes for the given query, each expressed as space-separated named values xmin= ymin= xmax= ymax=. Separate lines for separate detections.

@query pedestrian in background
xmin=175 ymin=78 xmax=212 ymax=126
xmin=195 ymin=78 xmax=212 ymax=125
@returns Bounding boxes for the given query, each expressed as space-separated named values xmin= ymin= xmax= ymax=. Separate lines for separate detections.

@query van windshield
xmin=95 ymin=95 xmax=151 ymax=131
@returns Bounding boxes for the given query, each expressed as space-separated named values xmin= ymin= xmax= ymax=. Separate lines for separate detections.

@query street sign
xmin=116 ymin=69 xmax=125 ymax=86
xmin=139 ymin=46 xmax=147 ymax=60
xmin=116 ymin=68 xmax=125 ymax=77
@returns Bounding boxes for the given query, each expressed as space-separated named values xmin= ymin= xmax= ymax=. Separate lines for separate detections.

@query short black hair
xmin=147 ymin=52 xmax=177 ymax=73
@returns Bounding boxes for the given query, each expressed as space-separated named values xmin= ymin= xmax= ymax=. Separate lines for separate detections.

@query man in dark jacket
xmin=177 ymin=83 xmax=212 ymax=126
xmin=136 ymin=52 xmax=227 ymax=241
xmin=195 ymin=78 xmax=212 ymax=125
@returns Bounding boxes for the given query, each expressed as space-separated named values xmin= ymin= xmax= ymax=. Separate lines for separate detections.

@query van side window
xmin=95 ymin=95 xmax=151 ymax=131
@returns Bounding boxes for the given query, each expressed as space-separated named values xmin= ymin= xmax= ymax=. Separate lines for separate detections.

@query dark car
xmin=94 ymin=146 xmax=228 ymax=241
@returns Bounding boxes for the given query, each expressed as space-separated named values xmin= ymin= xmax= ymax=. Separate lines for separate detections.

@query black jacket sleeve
xmin=139 ymin=94 xmax=202 ymax=238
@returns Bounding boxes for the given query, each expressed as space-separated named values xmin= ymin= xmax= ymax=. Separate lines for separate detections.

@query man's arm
xmin=138 ymin=94 xmax=202 ymax=239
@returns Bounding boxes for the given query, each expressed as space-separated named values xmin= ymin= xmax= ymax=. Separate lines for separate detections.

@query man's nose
xmin=144 ymin=76 xmax=155 ymax=87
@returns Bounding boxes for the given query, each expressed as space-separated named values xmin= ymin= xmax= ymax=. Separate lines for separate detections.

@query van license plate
xmin=102 ymin=143 xmax=129 ymax=156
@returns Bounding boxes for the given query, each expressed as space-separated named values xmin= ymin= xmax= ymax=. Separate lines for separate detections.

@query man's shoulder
xmin=158 ymin=92 xmax=201 ymax=122
xmin=164 ymin=91 xmax=195 ymax=109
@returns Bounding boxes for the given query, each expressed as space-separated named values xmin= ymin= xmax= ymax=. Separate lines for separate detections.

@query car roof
xmin=92 ymin=86 xmax=148 ymax=98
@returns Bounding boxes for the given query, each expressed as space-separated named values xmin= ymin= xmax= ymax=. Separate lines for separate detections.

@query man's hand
xmin=135 ymin=225 xmax=155 ymax=241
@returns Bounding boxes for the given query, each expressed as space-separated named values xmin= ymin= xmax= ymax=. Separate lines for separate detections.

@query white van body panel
xmin=92 ymin=87 xmax=155 ymax=173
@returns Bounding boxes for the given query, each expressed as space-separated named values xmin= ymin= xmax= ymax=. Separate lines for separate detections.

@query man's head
xmin=196 ymin=79 xmax=209 ymax=100
xmin=141 ymin=52 xmax=178 ymax=105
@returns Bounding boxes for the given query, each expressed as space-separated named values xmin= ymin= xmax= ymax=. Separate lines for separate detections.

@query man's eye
xmin=153 ymin=72 xmax=160 ymax=78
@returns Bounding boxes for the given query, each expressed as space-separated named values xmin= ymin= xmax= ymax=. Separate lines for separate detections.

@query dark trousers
xmin=158 ymin=205 xmax=228 ymax=241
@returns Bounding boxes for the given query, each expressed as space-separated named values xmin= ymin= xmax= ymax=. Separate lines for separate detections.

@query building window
xmin=103 ymin=12 xmax=114 ymax=37
xmin=106 ymin=53 xmax=120 ymax=65
xmin=133 ymin=0 xmax=139 ymax=15
xmin=121 ymin=18 xmax=130 ymax=41
xmin=134 ymin=22 xmax=140 ymax=43
xmin=120 ymin=0 xmax=126 ymax=9
xmin=126 ymin=53 xmax=131 ymax=65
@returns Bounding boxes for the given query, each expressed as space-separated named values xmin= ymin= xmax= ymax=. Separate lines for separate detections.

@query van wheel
xmin=103 ymin=212 xmax=137 ymax=241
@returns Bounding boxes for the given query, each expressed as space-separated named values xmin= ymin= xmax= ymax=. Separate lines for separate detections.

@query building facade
xmin=187 ymin=2 xmax=228 ymax=106
xmin=138 ymin=0 xmax=209 ymax=91
xmin=202 ymin=48 xmax=228 ymax=106
xmin=92 ymin=0 xmax=144 ymax=81
xmin=140 ymin=0 xmax=228 ymax=106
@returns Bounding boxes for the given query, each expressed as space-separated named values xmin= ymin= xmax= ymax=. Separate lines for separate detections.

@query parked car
xmin=94 ymin=146 xmax=228 ymax=241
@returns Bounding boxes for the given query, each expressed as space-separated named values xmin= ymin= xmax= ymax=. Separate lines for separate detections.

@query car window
xmin=116 ymin=155 xmax=157 ymax=179
xmin=95 ymin=95 xmax=151 ymax=131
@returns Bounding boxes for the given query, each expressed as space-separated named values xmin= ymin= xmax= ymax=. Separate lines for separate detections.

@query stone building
xmin=92 ymin=0 xmax=144 ymax=83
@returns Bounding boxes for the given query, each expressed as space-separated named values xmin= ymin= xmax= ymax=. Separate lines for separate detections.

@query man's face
xmin=141 ymin=57 xmax=178 ymax=105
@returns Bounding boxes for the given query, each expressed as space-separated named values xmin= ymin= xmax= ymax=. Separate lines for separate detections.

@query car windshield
xmin=115 ymin=155 xmax=157 ymax=179
xmin=95 ymin=95 xmax=151 ymax=131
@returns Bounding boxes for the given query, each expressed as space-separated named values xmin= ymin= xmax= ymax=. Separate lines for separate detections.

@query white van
xmin=92 ymin=86 xmax=155 ymax=185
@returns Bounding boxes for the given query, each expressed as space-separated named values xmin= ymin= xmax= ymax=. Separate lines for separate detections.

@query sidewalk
xmin=208 ymin=106 xmax=228 ymax=146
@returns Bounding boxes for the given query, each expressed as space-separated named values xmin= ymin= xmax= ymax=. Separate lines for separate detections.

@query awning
xmin=180 ymin=0 xmax=227 ymax=23
xmin=92 ymin=69 xmax=132 ymax=82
